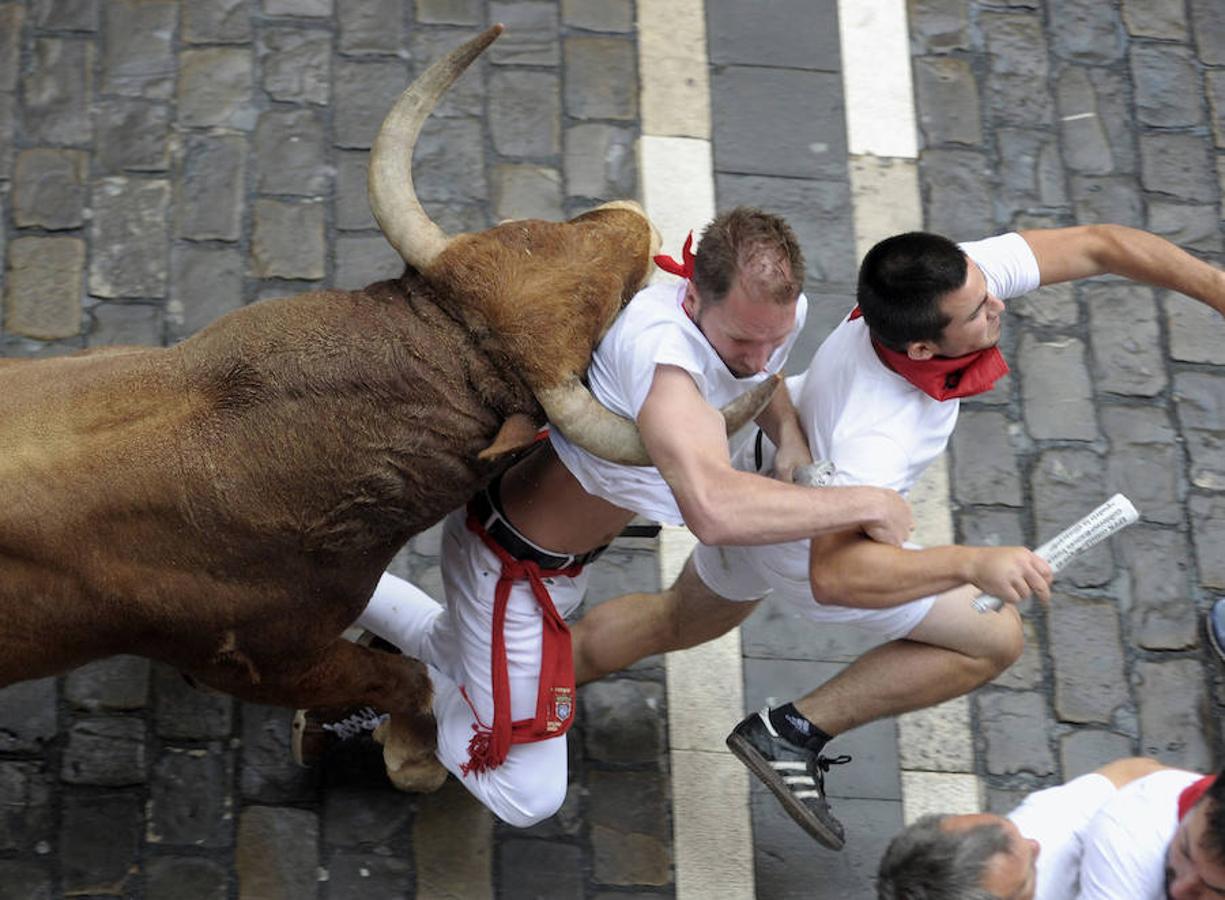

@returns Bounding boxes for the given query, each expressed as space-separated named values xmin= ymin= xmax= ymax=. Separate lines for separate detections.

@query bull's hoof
xmin=373 ymin=715 xmax=447 ymax=793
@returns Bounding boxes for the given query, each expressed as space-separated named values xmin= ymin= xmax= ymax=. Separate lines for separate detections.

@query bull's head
xmin=367 ymin=25 xmax=777 ymax=465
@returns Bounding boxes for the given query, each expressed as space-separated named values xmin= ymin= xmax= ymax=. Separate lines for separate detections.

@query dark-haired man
xmin=876 ymin=757 xmax=1224 ymax=899
xmin=569 ymin=224 xmax=1225 ymax=849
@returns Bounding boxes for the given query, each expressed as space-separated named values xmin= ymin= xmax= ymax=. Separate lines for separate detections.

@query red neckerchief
xmin=1178 ymin=774 xmax=1216 ymax=821
xmin=654 ymin=231 xmax=695 ymax=279
xmin=848 ymin=306 xmax=1008 ymax=401
xmin=459 ymin=512 xmax=580 ymax=775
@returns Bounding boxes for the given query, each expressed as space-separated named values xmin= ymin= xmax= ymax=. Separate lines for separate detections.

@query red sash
xmin=1178 ymin=774 xmax=1217 ymax=821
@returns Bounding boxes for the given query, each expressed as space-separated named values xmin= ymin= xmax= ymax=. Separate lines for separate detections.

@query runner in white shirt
xmin=569 ymin=224 xmax=1225 ymax=849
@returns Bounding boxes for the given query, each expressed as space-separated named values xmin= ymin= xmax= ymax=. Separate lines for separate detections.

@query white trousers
xmin=357 ymin=509 xmax=588 ymax=827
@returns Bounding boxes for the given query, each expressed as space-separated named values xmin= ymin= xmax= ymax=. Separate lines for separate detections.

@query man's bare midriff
xmin=498 ymin=442 xmax=636 ymax=555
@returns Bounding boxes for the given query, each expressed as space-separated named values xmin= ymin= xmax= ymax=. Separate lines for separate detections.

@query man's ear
xmin=682 ymin=281 xmax=700 ymax=318
xmin=906 ymin=341 xmax=937 ymax=361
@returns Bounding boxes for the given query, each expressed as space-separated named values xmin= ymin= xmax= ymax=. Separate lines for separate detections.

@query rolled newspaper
xmin=973 ymin=493 xmax=1140 ymax=613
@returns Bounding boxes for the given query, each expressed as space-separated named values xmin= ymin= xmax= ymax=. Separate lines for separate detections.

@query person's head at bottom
xmin=1166 ymin=773 xmax=1225 ymax=900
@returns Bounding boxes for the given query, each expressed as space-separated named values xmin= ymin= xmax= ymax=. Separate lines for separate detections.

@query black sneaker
xmin=726 ymin=708 xmax=851 ymax=850
xmin=1208 ymin=597 xmax=1225 ymax=665
xmin=292 ymin=705 xmax=389 ymax=767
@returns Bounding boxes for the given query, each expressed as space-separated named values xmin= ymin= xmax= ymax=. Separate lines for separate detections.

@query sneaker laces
xmin=321 ymin=706 xmax=389 ymax=741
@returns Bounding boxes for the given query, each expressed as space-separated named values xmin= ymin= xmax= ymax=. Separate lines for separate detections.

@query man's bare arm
xmin=807 ymin=528 xmax=1052 ymax=609
xmin=752 ymin=379 xmax=811 ymax=484
xmin=637 ymin=365 xmax=912 ymax=547
xmin=1022 ymin=225 xmax=1225 ymax=313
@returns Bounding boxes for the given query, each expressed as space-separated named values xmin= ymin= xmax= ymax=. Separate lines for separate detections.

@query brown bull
xmin=0 ymin=26 xmax=772 ymax=787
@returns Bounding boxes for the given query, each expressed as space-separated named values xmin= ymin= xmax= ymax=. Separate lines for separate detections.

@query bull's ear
xmin=477 ymin=413 xmax=542 ymax=460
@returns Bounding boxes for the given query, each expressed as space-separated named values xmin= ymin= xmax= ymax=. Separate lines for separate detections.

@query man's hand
xmin=965 ymin=546 xmax=1053 ymax=605
xmin=860 ymin=487 xmax=914 ymax=547
xmin=771 ymin=436 xmax=813 ymax=485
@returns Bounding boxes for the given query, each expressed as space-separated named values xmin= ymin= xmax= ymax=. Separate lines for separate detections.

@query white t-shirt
xmin=1007 ymin=768 xmax=1202 ymax=900
xmin=551 ymin=279 xmax=807 ymax=525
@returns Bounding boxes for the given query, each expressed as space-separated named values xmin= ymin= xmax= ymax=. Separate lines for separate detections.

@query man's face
xmin=1165 ymin=801 xmax=1225 ymax=899
xmin=942 ymin=813 xmax=1040 ymax=900
xmin=684 ymin=274 xmax=797 ymax=378
xmin=909 ymin=259 xmax=1006 ymax=360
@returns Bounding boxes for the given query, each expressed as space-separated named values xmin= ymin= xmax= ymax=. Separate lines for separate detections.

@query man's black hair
xmin=857 ymin=231 xmax=968 ymax=352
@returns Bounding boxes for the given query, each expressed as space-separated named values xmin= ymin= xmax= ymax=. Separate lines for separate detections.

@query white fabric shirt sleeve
xmin=959 ymin=232 xmax=1042 ymax=300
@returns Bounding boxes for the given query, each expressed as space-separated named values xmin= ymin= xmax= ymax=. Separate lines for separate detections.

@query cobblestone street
xmin=1 ymin=1 xmax=1224 ymax=898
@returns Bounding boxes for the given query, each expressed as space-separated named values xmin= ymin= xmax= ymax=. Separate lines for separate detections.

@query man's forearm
xmin=806 ymin=532 xmax=974 ymax=608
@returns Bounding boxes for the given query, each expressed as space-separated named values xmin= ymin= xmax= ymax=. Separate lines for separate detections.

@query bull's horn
xmin=368 ymin=24 xmax=504 ymax=270
xmin=536 ymin=375 xmax=781 ymax=467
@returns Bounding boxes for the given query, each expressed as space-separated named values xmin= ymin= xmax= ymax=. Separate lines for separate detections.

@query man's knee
xmin=660 ymin=562 xmax=757 ymax=650
xmin=482 ymin=770 xmax=568 ymax=828
xmin=982 ymin=605 xmax=1024 ymax=673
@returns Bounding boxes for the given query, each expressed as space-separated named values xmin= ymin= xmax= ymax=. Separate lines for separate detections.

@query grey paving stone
xmin=0 ymin=5 xmax=22 ymax=93
xmin=1173 ymin=371 xmax=1225 ymax=492
xmin=499 ymin=840 xmax=583 ymax=899
xmin=977 ymin=689 xmax=1057 ymax=776
xmin=995 ymin=127 xmax=1067 ymax=210
xmin=1121 ymin=0 xmax=1188 ymax=39
xmin=89 ymin=177 xmax=170 ymax=298
xmin=712 ymin=66 xmax=846 ymax=180
xmin=61 ymin=791 xmax=143 ymax=895
xmin=183 ymin=0 xmax=251 ymax=44
xmin=12 ymin=148 xmax=88 ymax=230
xmin=563 ymin=35 xmax=635 ymax=122
xmin=741 ymin=599 xmax=883 ymax=665
xmin=1208 ymin=71 xmax=1225 ymax=148
xmin=1117 ymin=526 xmax=1199 ymax=651
xmin=490 ymin=2 xmax=560 ymax=65
xmin=149 ymin=748 xmax=232 ymax=846
xmin=32 ymin=0 xmax=98 ymax=31
xmin=707 ymin=0 xmax=839 ymax=70
xmin=908 ymin=0 xmax=971 ymax=53
xmin=1047 ymin=0 xmax=1125 ymax=63
xmin=22 ymin=37 xmax=94 ymax=144
xmin=0 ymin=762 xmax=53 ymax=851
xmin=1191 ymin=493 xmax=1225 ymax=590
xmin=788 ymin=289 xmax=855 ymax=367
xmin=562 ymin=0 xmax=631 ymax=32
xmin=1010 ymin=281 xmax=1077 ymax=328
xmin=489 ymin=69 xmax=560 ymax=157
xmin=153 ymin=664 xmax=234 ymax=740
xmin=261 ymin=28 xmax=331 ymax=106
xmin=920 ymin=148 xmax=995 ymax=239
xmin=175 ymin=133 xmax=247 ymax=242
xmin=64 ymin=655 xmax=150 ymax=711
xmin=335 ymin=234 xmax=402 ymax=289
xmin=1049 ymin=593 xmax=1129 ymax=723
xmin=94 ymin=97 xmax=171 ymax=173
xmin=252 ymin=198 xmax=326 ymax=280
xmin=1086 ymin=283 xmax=1165 ymax=397
xmin=1055 ymin=67 xmax=1114 ymax=175
xmin=1084 ymin=67 xmax=1137 ymax=174
xmin=338 ymin=0 xmax=402 ymax=54
xmin=334 ymin=58 xmax=408 ymax=149
xmin=958 ymin=507 xmax=1026 ymax=548
xmin=1031 ymin=448 xmax=1114 ymax=588
xmin=178 ymin=47 xmax=256 ymax=130
xmin=3 ymin=236 xmax=84 ymax=339
xmin=415 ymin=0 xmax=482 ymax=24
xmin=236 ymin=806 xmax=320 ymax=899
xmin=144 ymin=857 xmax=228 ymax=900
xmin=714 ymin=174 xmax=856 ymax=284
xmin=61 ymin=716 xmax=147 ymax=785
xmin=982 ymin=12 xmax=1053 ymax=126
xmin=325 ymin=851 xmax=414 ymax=898
xmin=1140 ymin=132 xmax=1217 ymax=203
xmin=1018 ymin=333 xmax=1098 ymax=440
xmin=410 ymin=28 xmax=485 ymax=118
xmin=1189 ymin=0 xmax=1225 ymax=66
xmin=588 ymin=770 xmax=671 ymax=887
xmin=1165 ymin=292 xmax=1225 ymax=365
xmin=101 ymin=0 xmax=176 ymax=99
xmin=564 ymin=123 xmax=636 ymax=200
xmin=169 ymin=245 xmax=245 ymax=341
xmin=491 ymin=164 xmax=563 ymax=221
xmin=0 ymin=93 xmax=14 ymax=172
xmin=580 ymin=678 xmax=665 ymax=765
xmin=985 ymin=787 xmax=1029 ymax=816
xmin=322 ymin=784 xmax=413 ymax=847
xmin=1070 ymin=175 xmax=1143 ymax=227
xmin=914 ymin=56 xmax=982 ymax=147
xmin=240 ymin=703 xmax=316 ymax=803
xmin=1060 ymin=729 xmax=1133 ymax=778
xmin=950 ymin=410 xmax=1023 ymax=507
xmin=88 ymin=301 xmax=163 ymax=346
xmin=1147 ymin=202 xmax=1223 ymax=255
xmin=265 ymin=0 xmax=331 ymax=14
xmin=0 ymin=861 xmax=52 ymax=900
xmin=1135 ymin=659 xmax=1213 ymax=770
xmin=1100 ymin=405 xmax=1181 ymax=526
xmin=334 ymin=151 xmax=376 ymax=230
xmin=255 ymin=108 xmax=330 ymax=196
xmin=1130 ymin=44 xmax=1204 ymax=129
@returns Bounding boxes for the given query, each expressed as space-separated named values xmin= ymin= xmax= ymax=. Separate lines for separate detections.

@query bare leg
xmin=571 ymin=556 xmax=761 ymax=685
xmin=792 ymin=585 xmax=1023 ymax=736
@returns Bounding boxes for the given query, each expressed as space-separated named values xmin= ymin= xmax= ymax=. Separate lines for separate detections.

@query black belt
xmin=468 ymin=482 xmax=608 ymax=571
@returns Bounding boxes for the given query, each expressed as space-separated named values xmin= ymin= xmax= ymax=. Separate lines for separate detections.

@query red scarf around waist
xmin=848 ymin=306 xmax=1009 ymax=401
xmin=1179 ymin=774 xmax=1217 ymax=820
xmin=460 ymin=512 xmax=580 ymax=776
